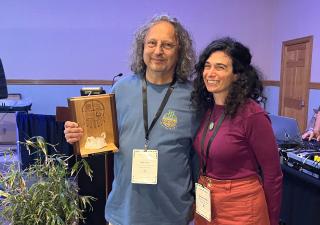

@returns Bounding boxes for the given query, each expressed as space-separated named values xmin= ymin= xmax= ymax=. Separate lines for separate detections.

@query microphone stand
xmin=111 ymin=73 xmax=123 ymax=87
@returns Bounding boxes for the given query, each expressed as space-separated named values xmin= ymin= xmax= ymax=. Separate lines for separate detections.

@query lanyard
xmin=142 ymin=75 xmax=176 ymax=151
xmin=200 ymin=108 xmax=225 ymax=175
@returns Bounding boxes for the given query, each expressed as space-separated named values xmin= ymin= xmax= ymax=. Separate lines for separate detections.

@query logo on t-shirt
xmin=161 ymin=110 xmax=177 ymax=129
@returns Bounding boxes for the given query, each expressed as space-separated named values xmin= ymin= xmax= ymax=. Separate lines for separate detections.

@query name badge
xmin=195 ymin=183 xmax=212 ymax=222
xmin=131 ymin=149 xmax=158 ymax=184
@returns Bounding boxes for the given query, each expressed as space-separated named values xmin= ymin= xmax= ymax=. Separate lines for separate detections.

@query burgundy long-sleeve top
xmin=193 ymin=100 xmax=283 ymax=225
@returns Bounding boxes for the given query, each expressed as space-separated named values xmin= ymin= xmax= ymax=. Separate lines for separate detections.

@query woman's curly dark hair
xmin=191 ymin=37 xmax=266 ymax=116
xmin=130 ymin=14 xmax=196 ymax=82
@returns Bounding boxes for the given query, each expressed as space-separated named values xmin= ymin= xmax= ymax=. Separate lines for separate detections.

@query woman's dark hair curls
xmin=191 ymin=37 xmax=266 ymax=116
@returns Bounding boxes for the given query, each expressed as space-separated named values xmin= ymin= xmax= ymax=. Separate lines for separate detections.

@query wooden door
xmin=279 ymin=36 xmax=313 ymax=132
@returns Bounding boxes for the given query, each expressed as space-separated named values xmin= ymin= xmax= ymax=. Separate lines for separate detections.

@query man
xmin=302 ymin=107 xmax=320 ymax=141
xmin=65 ymin=15 xmax=199 ymax=225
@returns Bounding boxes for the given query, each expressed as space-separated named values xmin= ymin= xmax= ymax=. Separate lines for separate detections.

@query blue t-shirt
xmin=105 ymin=74 xmax=199 ymax=225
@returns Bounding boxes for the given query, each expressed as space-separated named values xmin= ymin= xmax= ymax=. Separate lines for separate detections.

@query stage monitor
xmin=0 ymin=58 xmax=8 ymax=99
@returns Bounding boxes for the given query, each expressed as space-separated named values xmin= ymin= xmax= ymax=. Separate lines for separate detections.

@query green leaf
xmin=0 ymin=136 xmax=95 ymax=224
xmin=82 ymin=159 xmax=93 ymax=181
xmin=71 ymin=161 xmax=80 ymax=176
xmin=0 ymin=190 xmax=10 ymax=198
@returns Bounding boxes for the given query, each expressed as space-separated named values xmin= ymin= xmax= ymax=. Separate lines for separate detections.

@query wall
xmin=7 ymin=84 xmax=111 ymax=115
xmin=0 ymin=0 xmax=273 ymax=80
xmin=271 ymin=0 xmax=320 ymax=82
xmin=264 ymin=86 xmax=280 ymax=115
xmin=1 ymin=0 xmax=319 ymax=118
xmin=269 ymin=0 xmax=320 ymax=121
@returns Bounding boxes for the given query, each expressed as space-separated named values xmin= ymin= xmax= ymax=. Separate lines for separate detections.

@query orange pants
xmin=195 ymin=175 xmax=270 ymax=225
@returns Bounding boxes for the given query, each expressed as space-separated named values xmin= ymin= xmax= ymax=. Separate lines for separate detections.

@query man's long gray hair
xmin=130 ymin=15 xmax=196 ymax=82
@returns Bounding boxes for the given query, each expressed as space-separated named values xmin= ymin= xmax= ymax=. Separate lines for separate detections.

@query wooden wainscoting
xmin=263 ymin=80 xmax=320 ymax=90
xmin=7 ymin=79 xmax=113 ymax=85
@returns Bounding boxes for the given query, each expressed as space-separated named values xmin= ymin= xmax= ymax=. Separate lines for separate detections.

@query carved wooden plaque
xmin=68 ymin=94 xmax=118 ymax=156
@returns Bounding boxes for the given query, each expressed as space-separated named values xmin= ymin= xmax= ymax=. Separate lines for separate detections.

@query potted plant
xmin=0 ymin=136 xmax=95 ymax=225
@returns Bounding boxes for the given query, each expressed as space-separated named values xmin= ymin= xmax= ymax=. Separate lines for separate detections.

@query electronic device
xmin=269 ymin=114 xmax=320 ymax=179
xmin=269 ymin=114 xmax=304 ymax=147
xmin=0 ymin=58 xmax=8 ymax=99
xmin=0 ymin=59 xmax=31 ymax=112
xmin=269 ymin=114 xmax=320 ymax=150
xmin=0 ymin=98 xmax=32 ymax=112
xmin=80 ymin=73 xmax=123 ymax=96
xmin=80 ymin=87 xmax=106 ymax=96
xmin=286 ymin=150 xmax=320 ymax=179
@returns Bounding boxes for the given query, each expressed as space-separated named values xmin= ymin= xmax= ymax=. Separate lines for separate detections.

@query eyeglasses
xmin=145 ymin=40 xmax=177 ymax=50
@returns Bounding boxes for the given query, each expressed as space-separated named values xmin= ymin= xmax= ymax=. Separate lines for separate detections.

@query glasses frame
xmin=144 ymin=39 xmax=178 ymax=51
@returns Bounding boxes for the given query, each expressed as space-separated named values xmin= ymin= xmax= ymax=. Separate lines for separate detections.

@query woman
xmin=191 ymin=37 xmax=283 ymax=225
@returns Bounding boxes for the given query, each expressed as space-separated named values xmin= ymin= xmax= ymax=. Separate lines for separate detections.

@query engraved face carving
xmin=82 ymin=100 xmax=105 ymax=128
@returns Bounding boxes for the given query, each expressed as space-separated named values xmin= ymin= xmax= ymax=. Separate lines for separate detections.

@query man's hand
xmin=64 ymin=121 xmax=83 ymax=144
xmin=302 ymin=129 xmax=320 ymax=142
xmin=302 ymin=130 xmax=315 ymax=141
xmin=314 ymin=112 xmax=320 ymax=142
xmin=313 ymin=129 xmax=320 ymax=142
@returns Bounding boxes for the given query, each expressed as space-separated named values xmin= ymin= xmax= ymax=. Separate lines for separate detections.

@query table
xmin=280 ymin=164 xmax=320 ymax=225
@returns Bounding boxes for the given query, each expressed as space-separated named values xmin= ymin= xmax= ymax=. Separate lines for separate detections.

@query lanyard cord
xmin=142 ymin=75 xmax=176 ymax=150
xmin=200 ymin=108 xmax=225 ymax=175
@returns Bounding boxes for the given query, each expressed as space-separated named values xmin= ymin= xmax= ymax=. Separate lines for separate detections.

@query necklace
xmin=208 ymin=108 xmax=215 ymax=131
xmin=208 ymin=121 xmax=214 ymax=130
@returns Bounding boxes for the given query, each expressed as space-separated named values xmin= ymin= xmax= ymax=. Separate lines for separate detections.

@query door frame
xmin=279 ymin=35 xmax=313 ymax=131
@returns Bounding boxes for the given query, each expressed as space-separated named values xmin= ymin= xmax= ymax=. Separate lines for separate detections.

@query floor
xmin=0 ymin=144 xmax=20 ymax=173
xmin=0 ymin=144 xmax=19 ymax=225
